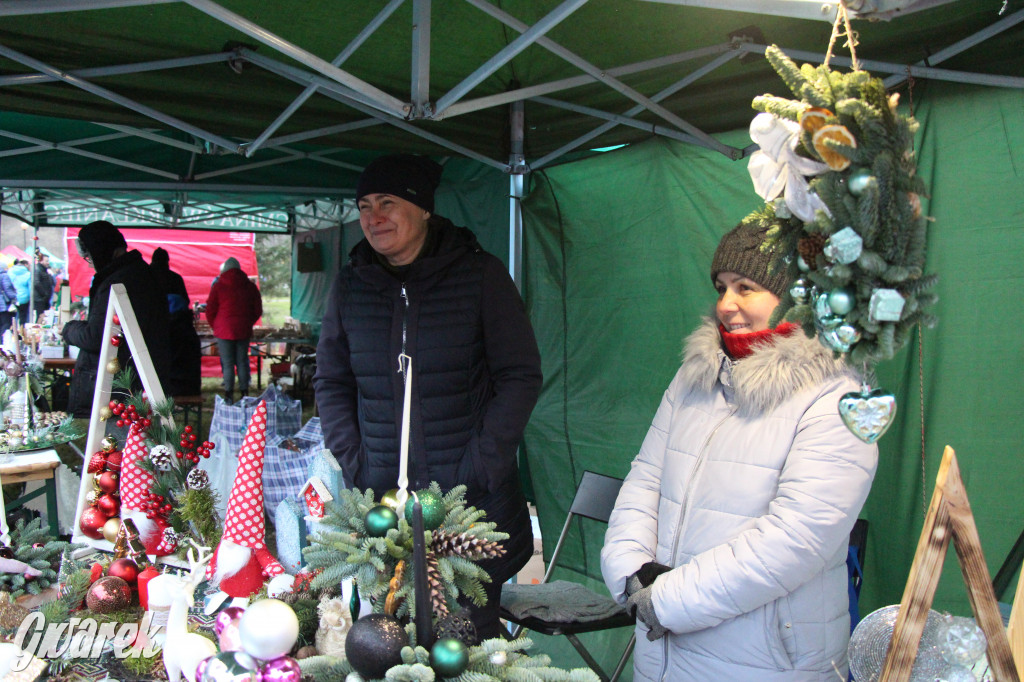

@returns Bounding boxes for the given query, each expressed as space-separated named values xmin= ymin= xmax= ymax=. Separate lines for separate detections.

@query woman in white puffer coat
xmin=601 ymin=222 xmax=878 ymax=682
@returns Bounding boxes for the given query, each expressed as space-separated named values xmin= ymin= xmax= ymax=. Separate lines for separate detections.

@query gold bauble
xmin=101 ymin=435 xmax=118 ymax=452
xmin=98 ymin=406 xmax=113 ymax=421
xmin=102 ymin=517 xmax=122 ymax=543
xmin=380 ymin=488 xmax=402 ymax=510
xmin=105 ymin=357 xmax=120 ymax=374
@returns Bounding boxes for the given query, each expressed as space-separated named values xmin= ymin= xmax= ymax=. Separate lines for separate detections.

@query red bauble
xmin=96 ymin=493 xmax=120 ymax=517
xmin=79 ymin=507 xmax=109 ymax=539
xmin=105 ymin=450 xmax=123 ymax=471
xmin=86 ymin=451 xmax=107 ymax=474
xmin=86 ymin=576 xmax=131 ymax=614
xmin=107 ymin=557 xmax=140 ymax=586
xmin=97 ymin=471 xmax=119 ymax=493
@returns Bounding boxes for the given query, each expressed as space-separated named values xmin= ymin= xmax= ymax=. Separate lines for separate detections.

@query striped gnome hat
xmin=119 ymin=422 xmax=176 ymax=555
xmin=221 ymin=400 xmax=270 ymax=549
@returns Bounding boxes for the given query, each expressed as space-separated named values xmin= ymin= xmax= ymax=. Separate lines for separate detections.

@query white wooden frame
xmin=70 ymin=283 xmax=171 ymax=551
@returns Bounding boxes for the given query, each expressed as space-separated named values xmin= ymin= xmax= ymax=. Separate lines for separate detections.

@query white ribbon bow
xmin=747 ymin=112 xmax=830 ymax=223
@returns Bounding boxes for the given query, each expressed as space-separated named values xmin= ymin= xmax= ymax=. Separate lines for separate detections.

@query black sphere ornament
xmin=434 ymin=611 xmax=478 ymax=646
xmin=430 ymin=637 xmax=470 ymax=678
xmin=345 ymin=613 xmax=407 ymax=679
xmin=364 ymin=505 xmax=399 ymax=538
xmin=404 ymin=489 xmax=446 ymax=530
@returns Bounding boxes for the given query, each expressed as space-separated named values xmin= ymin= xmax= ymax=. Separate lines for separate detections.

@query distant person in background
xmin=61 ymin=221 xmax=173 ymax=418
xmin=31 ymin=254 xmax=55 ymax=320
xmin=9 ymin=260 xmax=31 ymax=324
xmin=0 ymin=263 xmax=18 ymax=332
xmin=206 ymin=256 xmax=262 ymax=403
xmin=150 ymin=247 xmax=201 ymax=396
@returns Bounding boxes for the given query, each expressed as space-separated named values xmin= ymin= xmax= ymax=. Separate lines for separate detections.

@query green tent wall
xmin=516 ymin=79 xmax=1024 ymax=675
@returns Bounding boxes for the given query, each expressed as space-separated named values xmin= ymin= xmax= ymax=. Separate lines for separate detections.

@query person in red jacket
xmin=206 ymin=257 xmax=262 ymax=402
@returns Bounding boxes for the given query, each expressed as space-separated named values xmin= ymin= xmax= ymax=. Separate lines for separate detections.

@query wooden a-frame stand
xmin=70 ymin=283 xmax=172 ymax=552
xmin=880 ymin=445 xmax=1024 ymax=681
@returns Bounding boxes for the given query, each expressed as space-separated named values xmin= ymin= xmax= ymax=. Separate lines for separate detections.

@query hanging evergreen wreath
xmin=747 ymin=44 xmax=938 ymax=369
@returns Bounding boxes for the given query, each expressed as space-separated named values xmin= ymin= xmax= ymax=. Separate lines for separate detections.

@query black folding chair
xmin=500 ymin=471 xmax=635 ymax=682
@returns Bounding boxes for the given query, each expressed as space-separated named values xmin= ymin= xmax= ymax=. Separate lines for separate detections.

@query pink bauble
xmin=219 ymin=622 xmax=243 ymax=653
xmin=196 ymin=654 xmax=215 ymax=682
xmin=259 ymin=656 xmax=301 ymax=682
xmin=214 ymin=606 xmax=247 ymax=636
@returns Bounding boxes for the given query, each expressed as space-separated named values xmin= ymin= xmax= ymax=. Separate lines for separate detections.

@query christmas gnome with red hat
xmin=207 ymin=400 xmax=292 ymax=600
xmin=120 ymin=421 xmax=177 ymax=555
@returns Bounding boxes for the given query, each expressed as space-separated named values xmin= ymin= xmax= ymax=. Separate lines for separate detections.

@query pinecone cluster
xmin=430 ymin=531 xmax=506 ymax=560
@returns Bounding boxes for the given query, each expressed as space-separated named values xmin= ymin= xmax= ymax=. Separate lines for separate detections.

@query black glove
xmin=634 ymin=561 xmax=671 ymax=588
xmin=625 ymin=583 xmax=668 ymax=641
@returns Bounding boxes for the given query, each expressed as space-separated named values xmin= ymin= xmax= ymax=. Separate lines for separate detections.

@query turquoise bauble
xmin=405 ymin=489 xmax=446 ymax=530
xmin=364 ymin=505 xmax=399 ymax=537
xmin=847 ymin=168 xmax=874 ymax=196
xmin=827 ymin=287 xmax=856 ymax=315
xmin=430 ymin=637 xmax=470 ymax=678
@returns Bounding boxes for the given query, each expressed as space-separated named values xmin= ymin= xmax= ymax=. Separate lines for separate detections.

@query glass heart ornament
xmin=838 ymin=387 xmax=897 ymax=443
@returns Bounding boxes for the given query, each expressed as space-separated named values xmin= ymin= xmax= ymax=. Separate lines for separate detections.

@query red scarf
xmin=719 ymin=322 xmax=799 ymax=360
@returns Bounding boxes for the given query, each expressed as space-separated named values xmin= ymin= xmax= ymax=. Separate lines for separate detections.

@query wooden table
xmin=0 ymin=449 xmax=62 ymax=537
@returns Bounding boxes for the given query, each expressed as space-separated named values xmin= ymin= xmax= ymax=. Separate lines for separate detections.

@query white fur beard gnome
xmin=207 ymin=400 xmax=291 ymax=599
xmin=120 ymin=421 xmax=177 ymax=555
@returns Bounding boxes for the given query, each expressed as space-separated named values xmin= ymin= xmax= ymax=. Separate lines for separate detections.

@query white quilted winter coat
xmin=601 ymin=319 xmax=878 ymax=682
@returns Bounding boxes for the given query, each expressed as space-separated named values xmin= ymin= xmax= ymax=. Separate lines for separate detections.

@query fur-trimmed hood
xmin=678 ymin=317 xmax=855 ymax=414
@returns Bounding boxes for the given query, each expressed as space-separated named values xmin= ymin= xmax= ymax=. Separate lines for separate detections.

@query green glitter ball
xmin=430 ymin=637 xmax=469 ymax=677
xmin=364 ymin=505 xmax=399 ymax=537
xmin=404 ymin=489 xmax=446 ymax=530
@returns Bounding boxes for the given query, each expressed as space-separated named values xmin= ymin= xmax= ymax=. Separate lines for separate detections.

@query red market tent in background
xmin=64 ymin=228 xmax=259 ymax=377
xmin=0 ymin=244 xmax=30 ymax=266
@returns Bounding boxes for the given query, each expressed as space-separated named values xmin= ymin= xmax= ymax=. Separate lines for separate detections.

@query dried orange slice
xmin=812 ymin=124 xmax=856 ymax=171
xmin=799 ymin=106 xmax=834 ymax=134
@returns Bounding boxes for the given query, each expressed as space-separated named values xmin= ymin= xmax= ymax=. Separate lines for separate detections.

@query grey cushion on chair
xmin=501 ymin=580 xmax=627 ymax=623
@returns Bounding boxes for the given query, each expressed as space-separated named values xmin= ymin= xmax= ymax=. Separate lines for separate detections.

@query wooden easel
xmin=880 ymin=446 xmax=1022 ymax=681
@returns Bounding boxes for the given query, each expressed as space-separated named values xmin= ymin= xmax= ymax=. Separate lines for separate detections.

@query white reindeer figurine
xmin=164 ymin=541 xmax=218 ymax=682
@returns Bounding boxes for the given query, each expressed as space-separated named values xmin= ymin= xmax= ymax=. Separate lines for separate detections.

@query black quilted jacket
xmin=314 ymin=216 xmax=541 ymax=581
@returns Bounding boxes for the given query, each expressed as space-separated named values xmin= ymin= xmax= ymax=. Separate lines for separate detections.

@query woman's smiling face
xmin=715 ymin=271 xmax=780 ymax=334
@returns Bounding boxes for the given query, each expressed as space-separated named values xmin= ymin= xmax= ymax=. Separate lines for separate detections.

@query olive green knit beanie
xmin=709 ymin=222 xmax=790 ymax=298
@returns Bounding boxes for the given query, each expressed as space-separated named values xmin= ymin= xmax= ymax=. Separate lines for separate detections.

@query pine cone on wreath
xmin=426 ymin=554 xmax=449 ymax=620
xmin=430 ymin=530 xmax=506 ymax=561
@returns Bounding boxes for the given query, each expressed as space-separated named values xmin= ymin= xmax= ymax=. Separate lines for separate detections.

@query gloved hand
xmin=625 ymin=583 xmax=668 ymax=641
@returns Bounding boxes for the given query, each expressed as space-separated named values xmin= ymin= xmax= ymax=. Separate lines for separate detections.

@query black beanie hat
xmin=710 ymin=222 xmax=790 ymax=298
xmin=77 ymin=220 xmax=127 ymax=271
xmin=355 ymin=154 xmax=443 ymax=212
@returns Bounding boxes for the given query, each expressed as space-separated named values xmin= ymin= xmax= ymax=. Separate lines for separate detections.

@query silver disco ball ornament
xmin=848 ymin=605 xmax=949 ymax=682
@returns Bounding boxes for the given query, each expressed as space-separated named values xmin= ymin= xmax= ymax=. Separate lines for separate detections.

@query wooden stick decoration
xmin=879 ymin=446 xmax=1019 ymax=681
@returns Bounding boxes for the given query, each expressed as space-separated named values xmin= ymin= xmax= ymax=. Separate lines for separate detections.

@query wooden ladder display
xmin=880 ymin=445 xmax=1022 ymax=681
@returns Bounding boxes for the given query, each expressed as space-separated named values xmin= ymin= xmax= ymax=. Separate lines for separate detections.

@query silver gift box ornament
xmin=868 ymin=288 xmax=905 ymax=322
xmin=823 ymin=226 xmax=863 ymax=265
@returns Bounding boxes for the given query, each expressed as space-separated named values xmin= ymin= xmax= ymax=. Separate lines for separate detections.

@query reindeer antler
xmin=186 ymin=539 xmax=213 ymax=585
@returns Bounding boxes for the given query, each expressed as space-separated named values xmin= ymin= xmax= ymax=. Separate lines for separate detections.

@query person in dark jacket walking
xmin=150 ymin=247 xmax=201 ymax=397
xmin=205 ymin=257 xmax=262 ymax=402
xmin=31 ymin=254 xmax=55 ymax=320
xmin=61 ymin=221 xmax=173 ymax=418
xmin=314 ymin=154 xmax=543 ymax=641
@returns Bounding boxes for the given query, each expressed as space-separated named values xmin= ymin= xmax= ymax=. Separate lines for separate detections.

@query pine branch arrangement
xmin=304 ymin=483 xmax=508 ymax=623
xmin=299 ymin=637 xmax=600 ymax=682
xmin=749 ymin=45 xmax=937 ymax=369
xmin=108 ymin=380 xmax=219 ymax=556
xmin=0 ymin=517 xmax=77 ymax=597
